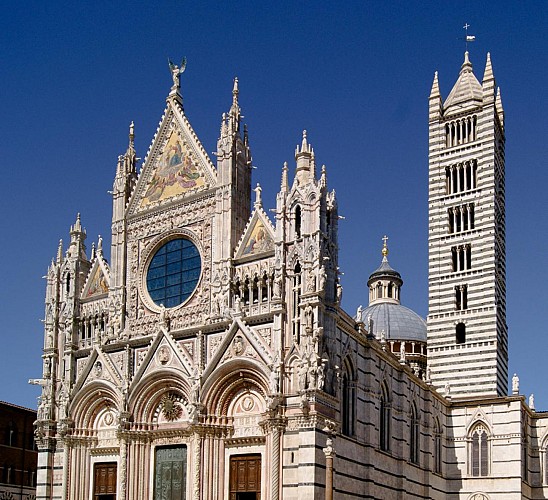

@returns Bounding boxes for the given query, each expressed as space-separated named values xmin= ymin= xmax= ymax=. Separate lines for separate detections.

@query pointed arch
xmin=410 ymin=401 xmax=419 ymax=464
xmin=379 ymin=381 xmax=391 ymax=452
xmin=341 ymin=356 xmax=356 ymax=437
xmin=434 ymin=416 xmax=443 ymax=474
xmin=468 ymin=421 xmax=490 ymax=477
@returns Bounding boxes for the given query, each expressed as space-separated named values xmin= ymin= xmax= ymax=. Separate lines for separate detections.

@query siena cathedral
xmin=33 ymin=50 xmax=548 ymax=500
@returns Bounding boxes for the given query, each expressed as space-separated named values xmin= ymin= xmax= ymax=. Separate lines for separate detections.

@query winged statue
xmin=168 ymin=57 xmax=187 ymax=89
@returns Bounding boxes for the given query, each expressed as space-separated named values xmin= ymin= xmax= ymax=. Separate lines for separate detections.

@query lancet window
xmin=410 ymin=403 xmax=419 ymax=464
xmin=470 ymin=423 xmax=489 ymax=477
xmin=380 ymin=384 xmax=391 ymax=452
xmin=295 ymin=205 xmax=302 ymax=239
xmin=448 ymin=204 xmax=475 ymax=233
xmin=445 ymin=160 xmax=478 ymax=194
xmin=455 ymin=286 xmax=468 ymax=311
xmin=292 ymin=262 xmax=302 ymax=343
xmin=342 ymin=359 xmax=356 ymax=437
xmin=434 ymin=418 xmax=442 ymax=474
xmin=445 ymin=115 xmax=477 ymax=147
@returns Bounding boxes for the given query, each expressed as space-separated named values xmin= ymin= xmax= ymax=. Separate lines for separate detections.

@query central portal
xmin=229 ymin=454 xmax=261 ymax=500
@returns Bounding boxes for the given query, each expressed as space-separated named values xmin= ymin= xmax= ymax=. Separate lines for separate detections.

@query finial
xmin=56 ymin=239 xmax=63 ymax=264
xmin=320 ymin=165 xmax=327 ymax=187
xmin=233 ymin=77 xmax=239 ymax=102
xmin=71 ymin=213 xmax=82 ymax=233
xmin=382 ymin=235 xmax=389 ymax=257
xmin=429 ymin=71 xmax=440 ymax=98
xmin=482 ymin=52 xmax=494 ymax=83
xmin=301 ymin=129 xmax=308 ymax=150
xmin=168 ymin=56 xmax=187 ymax=92
xmin=97 ymin=235 xmax=103 ymax=254
xmin=91 ymin=242 xmax=96 ymax=260
xmin=281 ymin=161 xmax=289 ymax=192
xmin=254 ymin=183 xmax=262 ymax=207
xmin=129 ymin=121 xmax=135 ymax=146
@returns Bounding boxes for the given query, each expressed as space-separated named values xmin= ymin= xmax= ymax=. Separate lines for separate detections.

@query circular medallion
xmin=146 ymin=237 xmax=201 ymax=308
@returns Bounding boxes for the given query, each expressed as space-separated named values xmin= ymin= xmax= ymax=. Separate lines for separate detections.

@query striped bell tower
xmin=427 ymin=52 xmax=507 ymax=398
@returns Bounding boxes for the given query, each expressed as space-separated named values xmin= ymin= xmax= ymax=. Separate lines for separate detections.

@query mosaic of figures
xmin=141 ymin=130 xmax=206 ymax=207
xmin=241 ymin=218 xmax=274 ymax=257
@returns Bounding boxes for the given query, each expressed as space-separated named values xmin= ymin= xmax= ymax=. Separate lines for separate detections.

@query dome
xmin=359 ymin=302 xmax=427 ymax=342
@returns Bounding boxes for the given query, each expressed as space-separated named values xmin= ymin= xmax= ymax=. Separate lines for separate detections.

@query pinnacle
xmin=483 ymin=52 xmax=494 ymax=83
xmin=429 ymin=71 xmax=440 ymax=98
xmin=460 ymin=51 xmax=473 ymax=74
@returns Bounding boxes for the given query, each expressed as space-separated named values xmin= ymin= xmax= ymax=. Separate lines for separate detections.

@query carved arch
xmin=201 ymin=359 xmax=268 ymax=417
xmin=130 ymin=370 xmax=192 ymax=423
xmin=70 ymin=381 xmax=121 ymax=429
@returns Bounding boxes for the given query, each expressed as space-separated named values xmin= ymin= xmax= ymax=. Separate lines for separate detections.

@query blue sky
xmin=0 ymin=1 xmax=546 ymax=410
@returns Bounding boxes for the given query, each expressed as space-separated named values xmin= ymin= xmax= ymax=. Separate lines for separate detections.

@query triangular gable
xmin=81 ymin=255 xmax=110 ymax=299
xmin=128 ymin=99 xmax=217 ymax=215
xmin=130 ymin=327 xmax=194 ymax=392
xmin=234 ymin=208 xmax=275 ymax=259
xmin=202 ymin=317 xmax=273 ymax=380
xmin=73 ymin=347 xmax=123 ymax=393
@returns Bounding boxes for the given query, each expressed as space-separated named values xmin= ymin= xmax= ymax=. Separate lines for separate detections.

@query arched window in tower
xmin=377 ymin=282 xmax=383 ymax=300
xmin=380 ymin=384 xmax=391 ymax=452
xmin=434 ymin=417 xmax=442 ymax=474
xmin=66 ymin=273 xmax=71 ymax=294
xmin=455 ymin=286 xmax=468 ymax=311
xmin=470 ymin=423 xmax=489 ymax=477
xmin=295 ymin=205 xmax=302 ymax=239
xmin=456 ymin=322 xmax=466 ymax=344
xmin=387 ymin=282 xmax=393 ymax=298
xmin=292 ymin=262 xmax=302 ymax=343
xmin=326 ymin=208 xmax=332 ymax=235
xmin=342 ymin=359 xmax=356 ymax=437
xmin=410 ymin=403 xmax=419 ymax=464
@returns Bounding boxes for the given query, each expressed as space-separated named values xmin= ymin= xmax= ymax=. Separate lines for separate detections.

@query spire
xmin=429 ymin=71 xmax=440 ymax=99
xmin=294 ymin=130 xmax=314 ymax=185
xmin=281 ymin=162 xmax=289 ymax=193
xmin=70 ymin=213 xmax=83 ymax=235
xmin=482 ymin=52 xmax=496 ymax=104
xmin=429 ymin=71 xmax=442 ymax=120
xmin=496 ymin=87 xmax=505 ymax=128
xmin=461 ymin=51 xmax=473 ymax=74
xmin=482 ymin=52 xmax=494 ymax=83
xmin=443 ymin=51 xmax=482 ymax=113
xmin=229 ymin=77 xmax=241 ymax=133
xmin=56 ymin=239 xmax=64 ymax=265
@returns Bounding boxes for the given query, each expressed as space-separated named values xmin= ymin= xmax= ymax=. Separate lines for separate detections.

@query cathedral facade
xmin=34 ymin=52 xmax=548 ymax=499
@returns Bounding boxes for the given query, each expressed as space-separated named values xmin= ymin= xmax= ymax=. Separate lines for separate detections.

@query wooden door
xmin=94 ymin=463 xmax=117 ymax=500
xmin=229 ymin=454 xmax=261 ymax=500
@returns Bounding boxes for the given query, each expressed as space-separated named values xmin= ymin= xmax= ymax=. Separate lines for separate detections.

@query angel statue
xmin=168 ymin=57 xmax=187 ymax=89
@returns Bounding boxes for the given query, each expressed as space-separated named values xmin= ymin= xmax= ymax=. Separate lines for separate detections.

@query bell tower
xmin=427 ymin=52 xmax=507 ymax=398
